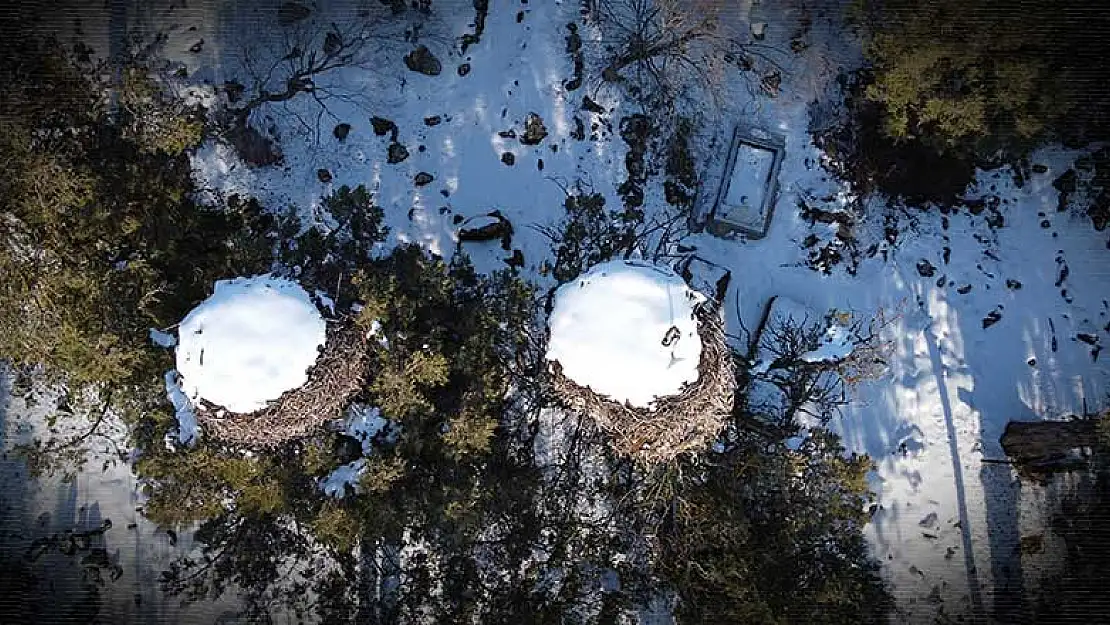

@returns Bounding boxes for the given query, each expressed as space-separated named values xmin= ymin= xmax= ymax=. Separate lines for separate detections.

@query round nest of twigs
xmin=193 ymin=321 xmax=372 ymax=447
xmin=549 ymin=301 xmax=735 ymax=464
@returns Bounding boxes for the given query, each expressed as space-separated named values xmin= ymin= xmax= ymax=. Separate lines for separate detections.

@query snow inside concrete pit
xmin=176 ymin=275 xmax=327 ymax=414
xmin=545 ymin=260 xmax=706 ymax=408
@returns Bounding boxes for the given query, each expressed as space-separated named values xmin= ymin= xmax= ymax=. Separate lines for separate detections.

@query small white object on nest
xmin=176 ymin=274 xmax=326 ymax=414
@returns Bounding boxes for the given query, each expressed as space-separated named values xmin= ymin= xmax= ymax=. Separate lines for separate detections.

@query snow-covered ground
xmin=4 ymin=0 xmax=1110 ymax=623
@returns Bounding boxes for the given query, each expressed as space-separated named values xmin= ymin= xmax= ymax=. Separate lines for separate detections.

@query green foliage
xmin=544 ymin=186 xmax=643 ymax=283
xmin=136 ymin=443 xmax=287 ymax=527
xmin=659 ymin=429 xmax=891 ymax=624
xmin=847 ymin=0 xmax=1110 ymax=201
xmin=0 ymin=36 xmax=282 ymax=412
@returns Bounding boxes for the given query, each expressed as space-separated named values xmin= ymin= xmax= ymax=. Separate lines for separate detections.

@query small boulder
xmin=317 ymin=168 xmax=333 ymax=183
xmin=333 ymin=123 xmax=351 ymax=142
xmin=387 ymin=142 xmax=410 ymax=164
xmin=582 ymin=95 xmax=605 ymax=114
xmin=520 ymin=112 xmax=548 ymax=145
xmin=223 ymin=81 xmax=245 ymax=103
xmin=457 ymin=63 xmax=471 ymax=77
xmin=501 ymin=152 xmax=515 ymax=166
xmin=458 ymin=212 xmax=514 ymax=250
xmin=371 ymin=116 xmax=398 ymax=140
xmin=916 ymin=259 xmax=936 ymax=278
xmin=405 ymin=45 xmax=442 ymax=76
xmin=414 ymin=172 xmax=434 ymax=186
xmin=424 ymin=115 xmax=442 ymax=127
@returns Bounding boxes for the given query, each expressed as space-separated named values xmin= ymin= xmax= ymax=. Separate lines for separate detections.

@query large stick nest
xmin=549 ymin=301 xmax=735 ymax=464
xmin=194 ymin=321 xmax=372 ymax=448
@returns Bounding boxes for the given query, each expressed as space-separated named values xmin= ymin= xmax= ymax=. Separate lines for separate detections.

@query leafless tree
xmin=587 ymin=0 xmax=786 ymax=109
xmin=225 ymin=7 xmax=434 ymax=144
xmin=741 ymin=307 xmax=894 ymax=430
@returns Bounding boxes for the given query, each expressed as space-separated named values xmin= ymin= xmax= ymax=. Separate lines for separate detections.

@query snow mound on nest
xmin=546 ymin=260 xmax=706 ymax=408
xmin=176 ymin=275 xmax=326 ymax=414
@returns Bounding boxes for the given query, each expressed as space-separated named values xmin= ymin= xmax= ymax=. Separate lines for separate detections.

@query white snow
xmin=149 ymin=328 xmax=177 ymax=348
xmin=175 ymin=274 xmax=326 ymax=414
xmin=322 ymin=459 xmax=366 ymax=498
xmin=164 ymin=370 xmax=199 ymax=447
xmin=545 ymin=260 xmax=706 ymax=408
xmin=800 ymin=323 xmax=854 ymax=363
xmin=721 ymin=143 xmax=776 ymax=228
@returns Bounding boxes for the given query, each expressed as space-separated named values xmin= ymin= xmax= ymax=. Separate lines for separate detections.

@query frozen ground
xmin=3 ymin=0 xmax=1109 ymax=623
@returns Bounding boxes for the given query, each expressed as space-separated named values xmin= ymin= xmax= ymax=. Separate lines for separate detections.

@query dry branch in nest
xmin=549 ymin=301 xmax=734 ymax=464
xmin=194 ymin=321 xmax=372 ymax=448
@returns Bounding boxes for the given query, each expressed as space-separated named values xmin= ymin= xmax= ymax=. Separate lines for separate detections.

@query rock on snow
xmin=545 ymin=260 xmax=706 ymax=409
xmin=176 ymin=274 xmax=326 ymax=414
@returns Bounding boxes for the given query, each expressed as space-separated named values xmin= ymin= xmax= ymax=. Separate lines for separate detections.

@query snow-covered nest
xmin=176 ymin=275 xmax=373 ymax=447
xmin=546 ymin=261 xmax=736 ymax=463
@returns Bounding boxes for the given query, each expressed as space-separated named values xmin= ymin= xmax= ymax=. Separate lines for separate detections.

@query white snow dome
xmin=176 ymin=274 xmax=327 ymax=414
xmin=546 ymin=260 xmax=706 ymax=408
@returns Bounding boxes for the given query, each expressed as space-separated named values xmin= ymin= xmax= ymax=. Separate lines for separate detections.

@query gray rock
xmin=405 ymin=45 xmax=442 ymax=76
xmin=414 ymin=172 xmax=434 ymax=186
xmin=387 ymin=142 xmax=410 ymax=164
xmin=520 ymin=112 xmax=548 ymax=145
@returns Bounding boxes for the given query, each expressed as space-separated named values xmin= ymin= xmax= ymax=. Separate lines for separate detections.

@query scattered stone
xmin=521 ymin=112 xmax=548 ymax=145
xmin=916 ymin=259 xmax=937 ymax=278
xmin=457 ymin=62 xmax=471 ymax=77
xmin=387 ymin=142 xmax=409 ymax=164
xmin=223 ymin=80 xmax=245 ymax=103
xmin=458 ymin=211 xmax=513 ymax=250
xmin=516 ymin=10 xmax=524 ymax=23
xmin=189 ymin=39 xmax=204 ymax=53
xmin=414 ymin=172 xmax=434 ymax=186
xmin=371 ymin=116 xmax=398 ymax=140
xmin=1053 ymin=169 xmax=1078 ymax=195
xmin=440 ymin=189 xmax=450 ymax=197
xmin=505 ymin=249 xmax=525 ymax=268
xmin=956 ymin=284 xmax=972 ymax=295
xmin=1027 ymin=358 xmax=1036 ymax=367
xmin=333 ymin=123 xmax=351 ymax=142
xmin=1041 ymin=219 xmax=1051 ymax=228
xmin=582 ymin=95 xmax=605 ymax=114
xmin=1077 ymin=333 xmax=1100 ymax=345
xmin=1006 ymin=279 xmax=1022 ymax=290
xmin=452 ymin=215 xmax=465 ymax=225
xmin=571 ymin=117 xmax=586 ymax=141
xmin=498 ymin=129 xmax=517 ymax=139
xmin=278 ymin=2 xmax=311 ymax=25
xmin=404 ymin=45 xmax=442 ymax=76
xmin=418 ymin=145 xmax=426 ymax=152
xmin=316 ymin=168 xmax=332 ymax=183
xmin=537 ymin=158 xmax=544 ymax=171
xmin=919 ymin=512 xmax=938 ymax=527
xmin=982 ymin=309 xmax=1003 ymax=329
xmin=936 ymin=275 xmax=946 ymax=288
xmin=424 ymin=115 xmax=442 ymax=127
xmin=501 ymin=152 xmax=515 ymax=166
xmin=1032 ymin=163 xmax=1048 ymax=173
